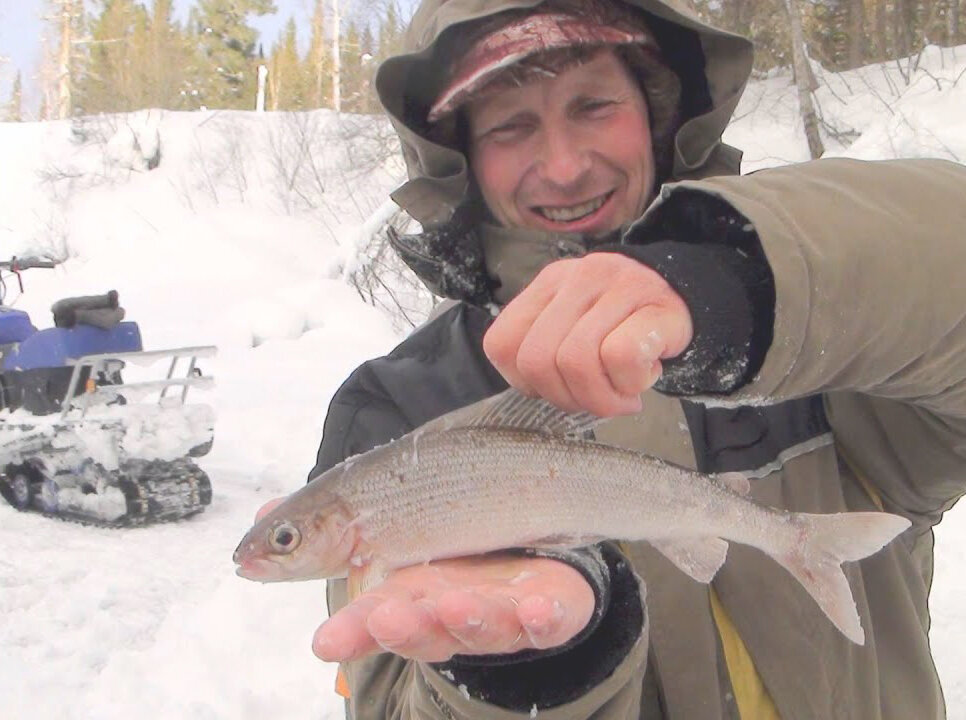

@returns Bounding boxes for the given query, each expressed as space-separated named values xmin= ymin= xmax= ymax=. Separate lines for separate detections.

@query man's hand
xmin=484 ymin=253 xmax=693 ymax=416
xmin=252 ymin=500 xmax=596 ymax=664
xmin=313 ymin=554 xmax=595 ymax=663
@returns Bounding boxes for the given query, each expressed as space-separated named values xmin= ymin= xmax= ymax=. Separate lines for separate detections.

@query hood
xmin=375 ymin=0 xmax=754 ymax=304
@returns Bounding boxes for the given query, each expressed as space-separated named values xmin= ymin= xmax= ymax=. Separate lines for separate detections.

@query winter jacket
xmin=309 ymin=0 xmax=966 ymax=717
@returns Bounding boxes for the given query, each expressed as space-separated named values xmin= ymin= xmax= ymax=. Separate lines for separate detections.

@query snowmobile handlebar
xmin=0 ymin=257 xmax=57 ymax=271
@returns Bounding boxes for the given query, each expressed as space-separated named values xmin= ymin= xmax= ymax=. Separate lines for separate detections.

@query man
xmin=296 ymin=0 xmax=966 ymax=717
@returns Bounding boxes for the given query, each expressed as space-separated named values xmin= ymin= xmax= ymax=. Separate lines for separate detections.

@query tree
xmin=690 ymin=0 xmax=791 ymax=70
xmin=306 ymin=0 xmax=331 ymax=108
xmin=267 ymin=17 xmax=305 ymax=110
xmin=76 ymin=0 xmax=150 ymax=113
xmin=331 ymin=0 xmax=342 ymax=111
xmin=142 ymin=0 xmax=192 ymax=109
xmin=377 ymin=0 xmax=404 ymax=63
xmin=786 ymin=0 xmax=825 ymax=158
xmin=190 ymin=0 xmax=277 ymax=109
xmin=339 ymin=20 xmax=379 ymax=113
xmin=4 ymin=71 xmax=22 ymax=121
xmin=950 ymin=0 xmax=961 ymax=44
xmin=39 ymin=0 xmax=84 ymax=119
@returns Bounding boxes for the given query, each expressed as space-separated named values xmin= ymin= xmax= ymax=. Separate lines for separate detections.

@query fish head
xmin=233 ymin=488 xmax=360 ymax=582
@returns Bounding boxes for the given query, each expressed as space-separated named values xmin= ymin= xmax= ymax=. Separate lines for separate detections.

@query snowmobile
xmin=0 ymin=256 xmax=216 ymax=526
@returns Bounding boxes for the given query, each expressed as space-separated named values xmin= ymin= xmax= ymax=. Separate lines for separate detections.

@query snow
xmin=1 ymin=46 xmax=965 ymax=719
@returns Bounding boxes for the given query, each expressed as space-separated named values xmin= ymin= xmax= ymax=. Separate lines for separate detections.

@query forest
xmin=2 ymin=0 xmax=963 ymax=141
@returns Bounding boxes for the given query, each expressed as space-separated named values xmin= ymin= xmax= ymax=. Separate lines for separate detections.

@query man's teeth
xmin=537 ymin=195 xmax=607 ymax=222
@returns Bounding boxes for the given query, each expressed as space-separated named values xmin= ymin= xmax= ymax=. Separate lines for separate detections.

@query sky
xmin=0 ymin=45 xmax=965 ymax=719
xmin=0 ymin=0 xmax=415 ymax=117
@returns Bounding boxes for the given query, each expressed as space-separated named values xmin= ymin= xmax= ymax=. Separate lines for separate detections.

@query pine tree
xmin=268 ymin=17 xmax=305 ymax=110
xmin=76 ymin=0 xmax=150 ymax=114
xmin=341 ymin=20 xmax=364 ymax=113
xmin=189 ymin=0 xmax=277 ymax=109
xmin=142 ymin=0 xmax=191 ymax=109
xmin=689 ymin=0 xmax=791 ymax=70
xmin=377 ymin=0 xmax=404 ymax=64
xmin=359 ymin=23 xmax=376 ymax=113
xmin=4 ymin=71 xmax=23 ymax=121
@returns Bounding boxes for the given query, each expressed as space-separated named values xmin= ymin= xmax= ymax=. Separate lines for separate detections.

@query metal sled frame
xmin=59 ymin=345 xmax=217 ymax=420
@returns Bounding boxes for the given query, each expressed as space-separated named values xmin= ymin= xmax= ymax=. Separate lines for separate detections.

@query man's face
xmin=466 ymin=49 xmax=655 ymax=237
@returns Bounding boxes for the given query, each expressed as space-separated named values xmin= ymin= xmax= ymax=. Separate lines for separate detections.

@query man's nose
xmin=535 ymin=123 xmax=591 ymax=189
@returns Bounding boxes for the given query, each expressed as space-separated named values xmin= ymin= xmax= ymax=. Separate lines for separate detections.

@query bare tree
xmin=307 ymin=0 xmax=330 ymax=108
xmin=55 ymin=0 xmax=79 ymax=119
xmin=332 ymin=0 xmax=342 ymax=112
xmin=948 ymin=0 xmax=960 ymax=44
xmin=38 ymin=0 xmax=83 ymax=120
xmin=848 ymin=0 xmax=865 ymax=68
xmin=785 ymin=0 xmax=825 ymax=158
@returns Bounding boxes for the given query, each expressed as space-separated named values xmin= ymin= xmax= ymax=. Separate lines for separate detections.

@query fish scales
xmin=327 ymin=427 xmax=791 ymax=568
xmin=234 ymin=389 xmax=912 ymax=645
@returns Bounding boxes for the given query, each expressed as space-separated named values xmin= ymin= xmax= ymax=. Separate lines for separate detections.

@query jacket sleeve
xmin=640 ymin=157 xmax=966 ymax=527
xmin=312 ymin=303 xmax=650 ymax=718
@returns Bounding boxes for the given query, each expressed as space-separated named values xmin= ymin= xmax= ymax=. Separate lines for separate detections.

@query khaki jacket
xmin=319 ymin=0 xmax=966 ymax=717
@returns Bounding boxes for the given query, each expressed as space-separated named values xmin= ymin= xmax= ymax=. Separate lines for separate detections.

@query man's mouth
xmin=533 ymin=192 xmax=612 ymax=223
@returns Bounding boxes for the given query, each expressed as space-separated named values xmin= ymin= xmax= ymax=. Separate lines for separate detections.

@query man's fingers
xmin=312 ymin=594 xmax=385 ymax=662
xmin=436 ymin=590 xmax=526 ymax=654
xmin=553 ymin=285 xmax=653 ymax=416
xmin=512 ymin=287 xmax=599 ymax=412
xmin=601 ymin=303 xmax=692 ymax=396
xmin=483 ymin=264 xmax=562 ymax=394
xmin=517 ymin=594 xmax=569 ymax=649
xmin=484 ymin=255 xmax=692 ymax=416
xmin=365 ymin=597 xmax=463 ymax=662
xmin=312 ymin=555 xmax=597 ymax=663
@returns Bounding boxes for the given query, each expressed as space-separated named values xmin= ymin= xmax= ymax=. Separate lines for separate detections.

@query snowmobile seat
xmin=0 ymin=307 xmax=37 ymax=344
xmin=1 ymin=322 xmax=143 ymax=372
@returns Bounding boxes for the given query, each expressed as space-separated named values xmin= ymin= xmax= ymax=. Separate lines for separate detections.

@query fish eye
xmin=268 ymin=522 xmax=301 ymax=554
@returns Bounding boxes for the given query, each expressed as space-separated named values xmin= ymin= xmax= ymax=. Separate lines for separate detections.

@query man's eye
xmin=578 ymin=99 xmax=617 ymax=117
xmin=485 ymin=122 xmax=532 ymax=143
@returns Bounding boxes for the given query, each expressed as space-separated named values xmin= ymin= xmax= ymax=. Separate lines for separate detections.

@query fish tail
xmin=777 ymin=511 xmax=910 ymax=645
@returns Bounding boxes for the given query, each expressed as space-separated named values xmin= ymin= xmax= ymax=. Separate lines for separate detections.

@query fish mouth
xmin=233 ymin=553 xmax=286 ymax=582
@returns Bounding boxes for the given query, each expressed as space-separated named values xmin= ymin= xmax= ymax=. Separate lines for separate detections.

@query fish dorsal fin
xmin=423 ymin=388 xmax=604 ymax=438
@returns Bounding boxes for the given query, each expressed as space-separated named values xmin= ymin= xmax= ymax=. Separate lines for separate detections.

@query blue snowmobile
xmin=0 ymin=256 xmax=216 ymax=526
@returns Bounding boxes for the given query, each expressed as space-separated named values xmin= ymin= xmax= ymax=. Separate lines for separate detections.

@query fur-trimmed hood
xmin=375 ymin=0 xmax=754 ymax=305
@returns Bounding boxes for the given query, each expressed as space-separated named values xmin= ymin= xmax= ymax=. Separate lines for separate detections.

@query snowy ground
xmin=2 ymin=46 xmax=966 ymax=719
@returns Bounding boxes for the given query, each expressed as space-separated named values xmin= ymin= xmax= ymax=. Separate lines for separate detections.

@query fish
xmin=233 ymin=388 xmax=910 ymax=645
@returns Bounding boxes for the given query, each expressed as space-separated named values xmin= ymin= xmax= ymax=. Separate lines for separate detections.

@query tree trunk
xmin=332 ymin=0 xmax=341 ymax=112
xmin=874 ymin=0 xmax=889 ymax=60
xmin=56 ymin=0 xmax=74 ymax=120
xmin=311 ymin=0 xmax=326 ymax=107
xmin=848 ymin=0 xmax=865 ymax=68
xmin=785 ymin=0 xmax=825 ymax=158
xmin=893 ymin=0 xmax=915 ymax=57
xmin=256 ymin=64 xmax=267 ymax=111
xmin=950 ymin=0 xmax=961 ymax=44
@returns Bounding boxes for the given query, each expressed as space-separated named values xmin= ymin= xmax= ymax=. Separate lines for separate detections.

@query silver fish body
xmin=234 ymin=390 xmax=910 ymax=645
xmin=329 ymin=426 xmax=779 ymax=568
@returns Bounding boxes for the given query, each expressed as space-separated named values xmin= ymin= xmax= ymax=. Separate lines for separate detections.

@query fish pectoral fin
xmin=713 ymin=472 xmax=751 ymax=495
xmin=347 ymin=560 xmax=389 ymax=600
xmin=652 ymin=537 xmax=729 ymax=583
